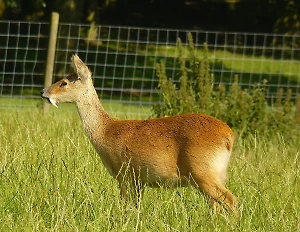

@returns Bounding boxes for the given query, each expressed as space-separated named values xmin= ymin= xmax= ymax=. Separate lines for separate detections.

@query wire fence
xmin=1 ymin=20 xmax=300 ymax=116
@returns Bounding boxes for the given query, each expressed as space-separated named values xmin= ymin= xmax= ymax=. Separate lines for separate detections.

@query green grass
xmin=0 ymin=104 xmax=299 ymax=231
xmin=129 ymin=42 xmax=300 ymax=82
xmin=0 ymin=98 xmax=152 ymax=119
xmin=2 ymin=40 xmax=300 ymax=101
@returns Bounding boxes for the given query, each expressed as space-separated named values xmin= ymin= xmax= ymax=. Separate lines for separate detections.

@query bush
xmin=152 ymin=32 xmax=300 ymax=138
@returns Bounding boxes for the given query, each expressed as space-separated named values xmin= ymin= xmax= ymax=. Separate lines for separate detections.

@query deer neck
xmin=75 ymin=87 xmax=113 ymax=145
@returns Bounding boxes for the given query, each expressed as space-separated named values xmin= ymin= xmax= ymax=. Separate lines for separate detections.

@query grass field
xmin=0 ymin=102 xmax=299 ymax=231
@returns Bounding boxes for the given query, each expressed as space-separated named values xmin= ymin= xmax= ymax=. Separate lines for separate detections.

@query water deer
xmin=41 ymin=54 xmax=238 ymax=214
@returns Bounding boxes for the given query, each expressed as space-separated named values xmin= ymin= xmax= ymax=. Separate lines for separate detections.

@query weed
xmin=152 ymin=32 xmax=300 ymax=138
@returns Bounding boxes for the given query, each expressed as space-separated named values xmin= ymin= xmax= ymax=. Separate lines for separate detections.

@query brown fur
xmin=41 ymin=54 xmax=238 ymax=214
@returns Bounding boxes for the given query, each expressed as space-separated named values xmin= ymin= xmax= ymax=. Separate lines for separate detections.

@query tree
xmin=273 ymin=0 xmax=300 ymax=35
xmin=1 ymin=0 xmax=99 ymax=23
xmin=1 ymin=0 xmax=299 ymax=35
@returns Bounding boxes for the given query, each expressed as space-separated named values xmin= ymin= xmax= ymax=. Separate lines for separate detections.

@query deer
xmin=41 ymin=54 xmax=238 ymax=215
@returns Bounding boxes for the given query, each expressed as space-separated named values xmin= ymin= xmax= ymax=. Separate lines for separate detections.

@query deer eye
xmin=60 ymin=81 xmax=67 ymax=87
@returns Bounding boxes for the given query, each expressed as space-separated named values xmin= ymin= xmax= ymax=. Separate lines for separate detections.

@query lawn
xmin=0 ymin=103 xmax=299 ymax=231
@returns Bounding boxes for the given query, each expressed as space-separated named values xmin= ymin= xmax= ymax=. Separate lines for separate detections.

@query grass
xmin=132 ymin=42 xmax=300 ymax=82
xmin=3 ymin=35 xmax=300 ymax=100
xmin=0 ymin=103 xmax=299 ymax=231
xmin=0 ymin=98 xmax=152 ymax=119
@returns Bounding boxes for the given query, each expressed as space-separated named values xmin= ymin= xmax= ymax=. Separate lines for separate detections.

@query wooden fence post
xmin=43 ymin=12 xmax=59 ymax=114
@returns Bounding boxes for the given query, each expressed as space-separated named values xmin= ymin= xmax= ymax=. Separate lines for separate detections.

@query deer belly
xmin=132 ymin=162 xmax=187 ymax=187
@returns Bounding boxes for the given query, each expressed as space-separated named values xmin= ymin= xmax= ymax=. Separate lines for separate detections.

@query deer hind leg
xmin=193 ymin=176 xmax=238 ymax=215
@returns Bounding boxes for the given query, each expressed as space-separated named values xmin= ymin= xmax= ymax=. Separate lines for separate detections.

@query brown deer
xmin=41 ymin=54 xmax=238 ymax=214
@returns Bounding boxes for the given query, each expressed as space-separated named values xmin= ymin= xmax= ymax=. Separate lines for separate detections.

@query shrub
xmin=152 ymin=32 xmax=300 ymax=138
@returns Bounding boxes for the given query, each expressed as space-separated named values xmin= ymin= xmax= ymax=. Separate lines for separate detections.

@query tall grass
xmin=0 ymin=104 xmax=299 ymax=231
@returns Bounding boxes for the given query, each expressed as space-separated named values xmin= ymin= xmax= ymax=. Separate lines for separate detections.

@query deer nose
xmin=40 ymin=89 xmax=44 ymax=96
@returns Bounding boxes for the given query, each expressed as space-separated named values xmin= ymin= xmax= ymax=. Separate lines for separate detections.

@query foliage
xmin=1 ymin=0 xmax=299 ymax=36
xmin=273 ymin=0 xmax=300 ymax=35
xmin=272 ymin=0 xmax=300 ymax=58
xmin=152 ymin=33 xmax=300 ymax=138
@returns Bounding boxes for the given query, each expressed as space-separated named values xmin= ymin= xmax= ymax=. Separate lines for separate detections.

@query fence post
xmin=43 ymin=12 xmax=59 ymax=114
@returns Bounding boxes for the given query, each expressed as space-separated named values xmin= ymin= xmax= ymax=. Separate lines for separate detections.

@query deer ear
xmin=71 ymin=54 xmax=91 ymax=81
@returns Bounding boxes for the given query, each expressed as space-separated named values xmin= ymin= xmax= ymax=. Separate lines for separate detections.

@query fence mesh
xmin=1 ymin=20 xmax=300 ymax=116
